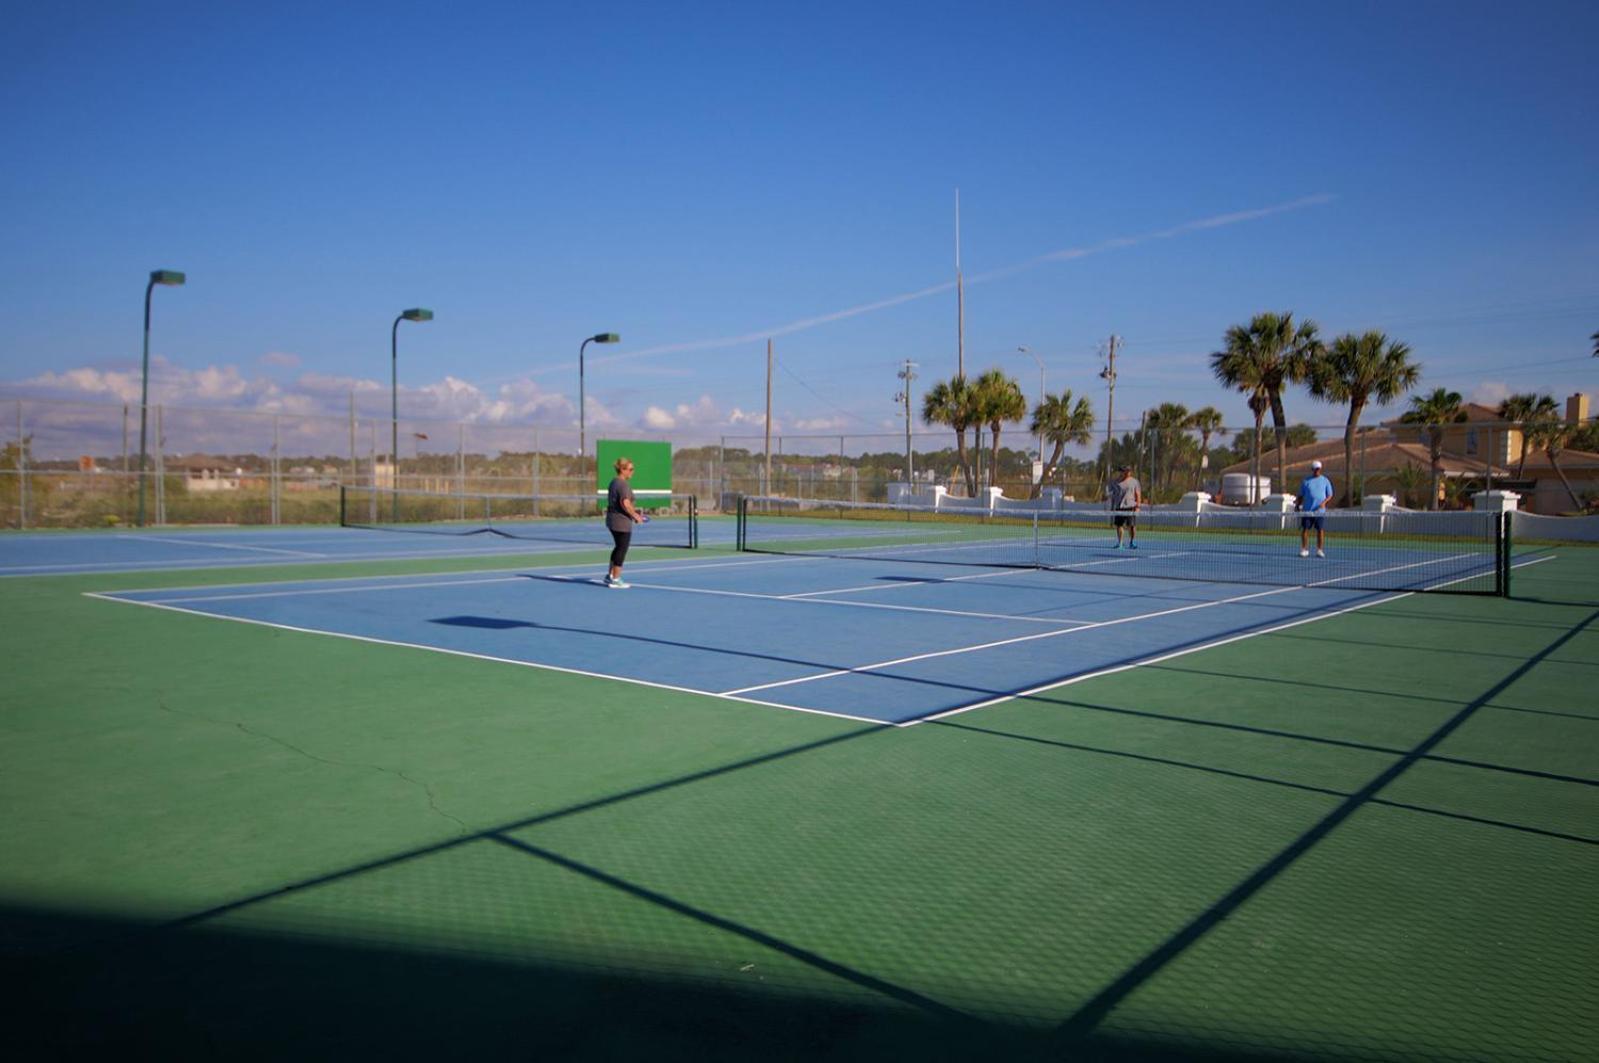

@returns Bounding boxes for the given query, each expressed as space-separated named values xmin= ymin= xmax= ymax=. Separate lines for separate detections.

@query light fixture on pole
xmin=137 ymin=269 xmax=186 ymax=527
xmin=579 ymin=332 xmax=620 ymax=483
xmin=391 ymin=308 xmax=433 ymax=516
xmin=895 ymin=360 xmax=919 ymax=488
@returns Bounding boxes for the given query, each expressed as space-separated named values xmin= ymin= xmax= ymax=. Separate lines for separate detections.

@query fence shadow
xmin=5 ymin=902 xmax=1283 ymax=1063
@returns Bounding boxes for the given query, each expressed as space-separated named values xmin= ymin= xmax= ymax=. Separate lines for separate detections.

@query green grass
xmin=3 ymin=543 xmax=1596 ymax=1060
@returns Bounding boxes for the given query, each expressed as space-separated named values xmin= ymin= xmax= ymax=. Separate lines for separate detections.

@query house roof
xmin=1218 ymin=440 xmax=1512 ymax=479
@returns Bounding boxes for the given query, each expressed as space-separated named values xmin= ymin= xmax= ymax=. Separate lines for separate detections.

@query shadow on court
xmin=10 ymin=609 xmax=1594 ymax=1060
xmin=5 ymin=902 xmax=1270 ymax=1063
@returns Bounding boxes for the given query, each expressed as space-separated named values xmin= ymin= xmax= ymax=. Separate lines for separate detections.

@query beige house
xmin=1220 ymin=393 xmax=1597 ymax=514
xmin=170 ymin=456 xmax=242 ymax=492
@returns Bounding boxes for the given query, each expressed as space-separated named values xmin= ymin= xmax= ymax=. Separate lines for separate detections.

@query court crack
xmin=152 ymin=695 xmax=470 ymax=834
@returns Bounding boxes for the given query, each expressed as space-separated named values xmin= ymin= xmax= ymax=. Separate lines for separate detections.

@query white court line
xmin=779 ymin=567 xmax=1027 ymax=599
xmin=717 ymin=550 xmax=1492 ymax=697
xmin=608 ymin=578 xmax=1094 ymax=626
xmin=917 ymin=554 xmax=1559 ymax=724
xmin=119 ymin=561 xmax=1090 ymax=626
xmin=719 ymin=583 xmax=1305 ymax=696
xmin=113 ymin=533 xmax=326 ymax=558
xmin=83 ymin=592 xmax=886 ymax=727
xmin=85 ymin=551 xmax=812 ymax=599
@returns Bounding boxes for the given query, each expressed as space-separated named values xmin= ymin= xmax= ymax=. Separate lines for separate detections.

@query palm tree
xmin=1392 ymin=464 xmax=1428 ymax=509
xmin=1400 ymin=388 xmax=1465 ymax=510
xmin=1186 ymin=406 xmax=1227 ymax=491
xmin=971 ymin=368 xmax=1028 ymax=493
xmin=1029 ymin=390 xmax=1095 ymax=498
xmin=1211 ymin=312 xmax=1321 ymax=497
xmin=1528 ymin=417 xmax=1583 ymax=511
xmin=1210 ymin=344 xmax=1270 ymax=500
xmin=922 ymin=377 xmax=980 ymax=496
xmin=1307 ymin=331 xmax=1420 ymax=505
xmin=1495 ymin=393 xmax=1559 ymax=479
xmin=1144 ymin=402 xmax=1190 ymax=494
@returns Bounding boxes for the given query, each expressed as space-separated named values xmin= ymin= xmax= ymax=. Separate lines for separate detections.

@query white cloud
xmin=258 ymin=351 xmax=301 ymax=368
xmin=794 ymin=415 xmax=850 ymax=431
xmin=641 ymin=405 xmax=676 ymax=429
xmin=1471 ymin=381 xmax=1510 ymax=407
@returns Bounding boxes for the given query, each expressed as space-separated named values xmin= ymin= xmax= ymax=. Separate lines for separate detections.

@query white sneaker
xmin=1299 ymin=548 xmax=1310 ymax=558
xmin=607 ymin=577 xmax=629 ymax=589
xmin=1316 ymin=549 xmax=1325 ymax=558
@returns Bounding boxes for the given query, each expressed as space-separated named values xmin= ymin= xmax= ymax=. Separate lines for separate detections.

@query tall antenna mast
xmin=955 ymin=189 xmax=965 ymax=379
xmin=895 ymin=359 xmax=919 ymax=487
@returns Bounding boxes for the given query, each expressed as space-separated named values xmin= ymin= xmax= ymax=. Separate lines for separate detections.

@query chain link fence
xmin=3 ymin=396 xmax=1596 ymax=528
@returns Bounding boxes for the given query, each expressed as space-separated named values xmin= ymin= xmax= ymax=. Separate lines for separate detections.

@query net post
xmin=339 ymin=485 xmax=349 ymax=528
xmin=689 ymin=494 xmax=698 ymax=549
xmin=736 ymin=495 xmax=746 ymax=551
xmin=1500 ymin=510 xmax=1513 ymax=598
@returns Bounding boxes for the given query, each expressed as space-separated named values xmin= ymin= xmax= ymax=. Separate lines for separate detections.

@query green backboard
xmin=595 ymin=439 xmax=674 ymax=509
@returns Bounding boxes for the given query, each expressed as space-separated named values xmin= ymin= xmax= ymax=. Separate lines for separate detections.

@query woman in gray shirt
xmin=604 ymin=457 xmax=645 ymax=588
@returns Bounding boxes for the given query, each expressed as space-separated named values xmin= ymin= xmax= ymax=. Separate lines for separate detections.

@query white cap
xmin=1311 ymin=460 xmax=1323 ymax=469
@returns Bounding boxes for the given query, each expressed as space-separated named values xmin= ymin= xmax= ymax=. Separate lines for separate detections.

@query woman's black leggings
xmin=609 ymin=528 xmax=631 ymax=568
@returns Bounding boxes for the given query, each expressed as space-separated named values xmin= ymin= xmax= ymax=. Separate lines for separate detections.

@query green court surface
xmin=3 ymin=544 xmax=1596 ymax=1060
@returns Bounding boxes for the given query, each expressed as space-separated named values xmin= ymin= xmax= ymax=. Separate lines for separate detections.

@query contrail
xmin=530 ymin=194 xmax=1335 ymax=376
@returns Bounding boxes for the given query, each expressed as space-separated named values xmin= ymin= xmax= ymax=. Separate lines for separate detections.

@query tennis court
xmin=4 ymin=513 xmax=1596 ymax=1060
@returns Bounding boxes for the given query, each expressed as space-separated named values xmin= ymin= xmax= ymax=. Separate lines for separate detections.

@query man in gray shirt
xmin=1107 ymin=465 xmax=1142 ymax=550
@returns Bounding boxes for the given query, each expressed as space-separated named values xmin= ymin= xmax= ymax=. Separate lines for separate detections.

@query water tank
xmin=1221 ymin=473 xmax=1270 ymax=505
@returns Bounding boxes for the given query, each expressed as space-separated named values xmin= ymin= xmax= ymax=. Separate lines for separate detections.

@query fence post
xmin=348 ymin=392 xmax=356 ymax=483
xmin=121 ymin=403 xmax=130 ymax=523
xmin=368 ymin=421 xmax=378 ymax=522
xmin=16 ymin=399 xmax=26 ymax=529
xmin=457 ymin=422 xmax=465 ymax=519
xmin=155 ymin=405 xmax=165 ymax=525
xmin=271 ymin=415 xmax=281 ymax=524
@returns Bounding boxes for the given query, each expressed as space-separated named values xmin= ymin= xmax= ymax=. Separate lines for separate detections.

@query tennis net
xmin=342 ymin=486 xmax=699 ymax=548
xmin=737 ymin=496 xmax=1508 ymax=595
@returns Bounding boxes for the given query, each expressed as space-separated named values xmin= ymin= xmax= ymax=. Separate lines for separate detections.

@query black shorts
xmin=1114 ymin=513 xmax=1137 ymax=528
xmin=1300 ymin=514 xmax=1326 ymax=531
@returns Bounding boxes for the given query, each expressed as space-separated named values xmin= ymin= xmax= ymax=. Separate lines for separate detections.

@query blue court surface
xmin=0 ymin=517 xmax=733 ymax=577
xmin=89 ymin=548 xmax=1407 ymax=725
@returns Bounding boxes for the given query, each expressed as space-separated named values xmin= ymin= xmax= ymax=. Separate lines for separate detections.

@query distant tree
xmin=1591 ymin=329 xmax=1598 ymax=357
xmin=1308 ymin=331 xmax=1421 ymax=505
xmin=1495 ymin=393 xmax=1559 ymax=479
xmin=922 ymin=377 xmax=980 ymax=496
xmin=1392 ymin=464 xmax=1428 ymax=509
xmin=1400 ymin=388 xmax=1466 ymax=510
xmin=1144 ymin=402 xmax=1190 ymax=494
xmin=971 ymin=368 xmax=1028 ymax=492
xmin=1186 ymin=407 xmax=1227 ymax=490
xmin=1210 ymin=346 xmax=1271 ymax=497
xmin=1210 ymin=312 xmax=1322 ymax=494
xmin=1528 ymin=418 xmax=1583 ymax=511
xmin=1285 ymin=424 xmax=1320 ymax=449
xmin=1029 ymin=390 xmax=1095 ymax=499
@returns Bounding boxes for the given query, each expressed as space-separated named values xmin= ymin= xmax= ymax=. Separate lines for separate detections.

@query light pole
xmin=391 ymin=308 xmax=433 ymax=515
xmin=137 ymin=269 xmax=185 ymax=527
xmin=579 ymin=332 xmax=620 ymax=485
xmin=1017 ymin=345 xmax=1045 ymax=468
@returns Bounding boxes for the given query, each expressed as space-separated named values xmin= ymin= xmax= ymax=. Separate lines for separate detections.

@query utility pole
xmin=955 ymin=189 xmax=965 ymax=379
xmin=1099 ymin=335 xmax=1119 ymax=486
xmin=764 ymin=338 xmax=774 ymax=495
xmin=895 ymin=360 xmax=919 ymax=487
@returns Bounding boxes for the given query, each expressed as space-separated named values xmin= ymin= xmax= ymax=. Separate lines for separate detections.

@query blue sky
xmin=2 ymin=0 xmax=1595 ymax=448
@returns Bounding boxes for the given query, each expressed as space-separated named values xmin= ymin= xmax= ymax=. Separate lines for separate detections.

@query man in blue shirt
xmin=1297 ymin=460 xmax=1334 ymax=558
